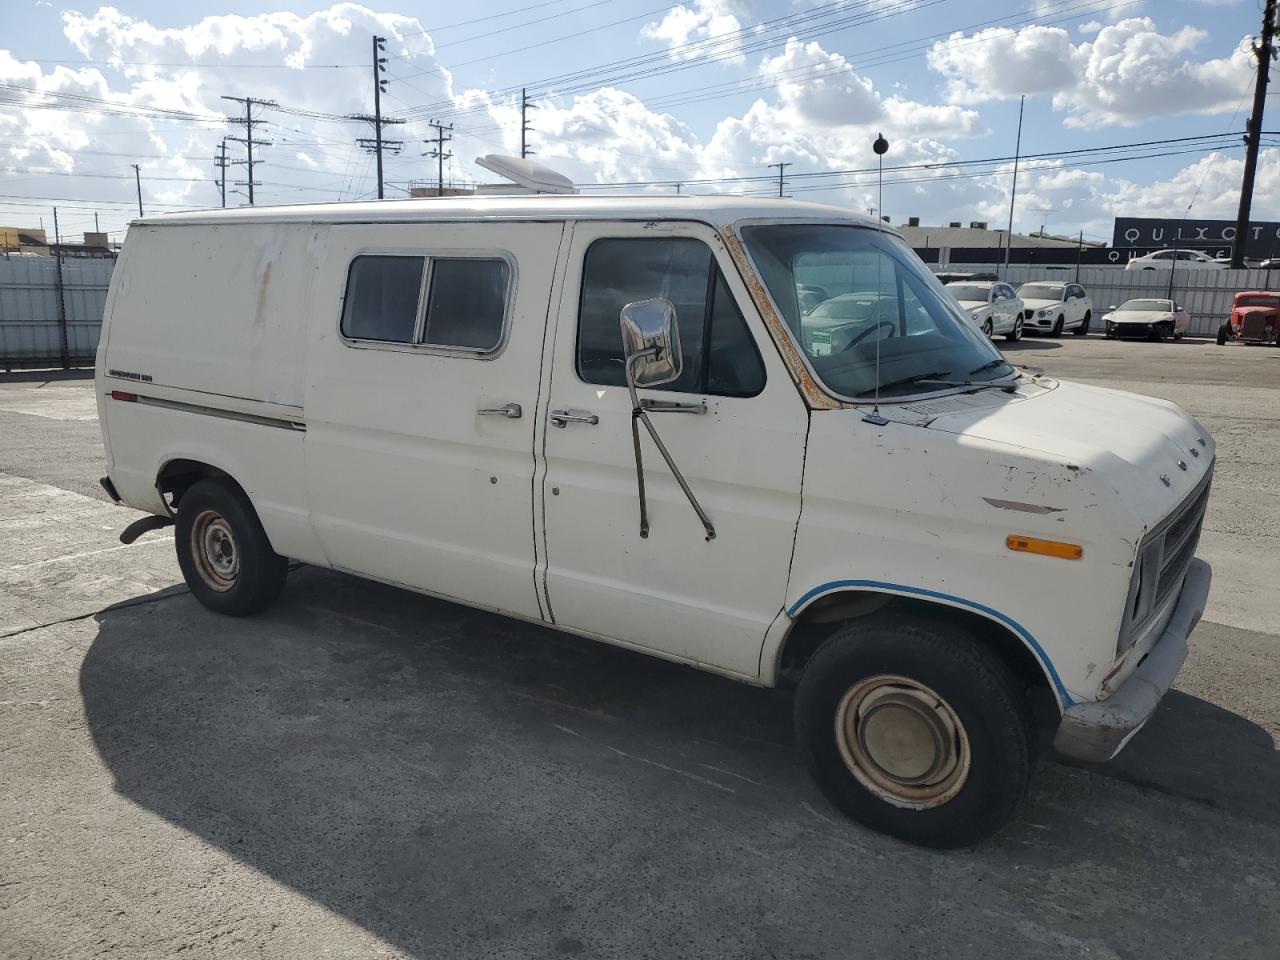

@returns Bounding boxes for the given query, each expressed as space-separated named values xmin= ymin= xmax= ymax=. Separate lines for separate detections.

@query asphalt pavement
xmin=1 ymin=336 xmax=1277 ymax=959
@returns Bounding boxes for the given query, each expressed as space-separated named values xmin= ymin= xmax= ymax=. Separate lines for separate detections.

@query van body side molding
xmin=119 ymin=393 xmax=306 ymax=432
xmin=787 ymin=578 xmax=1074 ymax=707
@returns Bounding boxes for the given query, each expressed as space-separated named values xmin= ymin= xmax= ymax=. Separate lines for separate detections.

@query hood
xmin=1108 ymin=309 xmax=1171 ymax=323
xmin=956 ymin=300 xmax=988 ymax=311
xmin=1021 ymin=298 xmax=1061 ymax=311
xmin=1236 ymin=304 xmax=1280 ymax=315
xmin=921 ymin=380 xmax=1214 ymax=528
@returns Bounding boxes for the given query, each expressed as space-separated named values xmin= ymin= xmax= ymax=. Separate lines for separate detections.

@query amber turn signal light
xmin=1006 ymin=535 xmax=1083 ymax=560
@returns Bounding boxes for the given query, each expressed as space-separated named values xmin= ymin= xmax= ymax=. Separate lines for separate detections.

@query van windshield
xmin=742 ymin=223 xmax=1011 ymax=399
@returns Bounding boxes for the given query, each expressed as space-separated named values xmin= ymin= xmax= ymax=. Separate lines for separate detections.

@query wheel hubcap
xmin=190 ymin=509 xmax=239 ymax=591
xmin=835 ymin=675 xmax=970 ymax=809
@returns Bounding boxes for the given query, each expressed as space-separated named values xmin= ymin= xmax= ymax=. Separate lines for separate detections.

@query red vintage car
xmin=1218 ymin=290 xmax=1280 ymax=345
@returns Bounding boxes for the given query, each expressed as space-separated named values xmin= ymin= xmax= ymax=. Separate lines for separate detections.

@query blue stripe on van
xmin=787 ymin=579 xmax=1075 ymax=707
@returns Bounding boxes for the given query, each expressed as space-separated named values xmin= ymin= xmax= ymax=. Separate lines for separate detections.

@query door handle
xmin=549 ymin=408 xmax=599 ymax=428
xmin=478 ymin=402 xmax=522 ymax=419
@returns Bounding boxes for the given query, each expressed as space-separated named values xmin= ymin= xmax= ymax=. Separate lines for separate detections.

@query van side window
xmin=341 ymin=255 xmax=510 ymax=353
xmin=341 ymin=256 xmax=424 ymax=343
xmin=423 ymin=259 xmax=509 ymax=351
xmin=578 ymin=238 xmax=765 ymax=397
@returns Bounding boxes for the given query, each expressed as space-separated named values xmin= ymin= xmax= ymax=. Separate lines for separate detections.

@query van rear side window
xmin=423 ymin=259 xmax=509 ymax=351
xmin=342 ymin=256 xmax=424 ymax=343
xmin=341 ymin=254 xmax=511 ymax=353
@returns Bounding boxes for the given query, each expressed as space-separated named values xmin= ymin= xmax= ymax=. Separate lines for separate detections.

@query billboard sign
xmin=1112 ymin=217 xmax=1280 ymax=258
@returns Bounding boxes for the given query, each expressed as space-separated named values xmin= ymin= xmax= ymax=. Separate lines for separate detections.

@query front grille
xmin=1242 ymin=314 xmax=1269 ymax=339
xmin=1118 ymin=464 xmax=1213 ymax=656
xmin=1024 ymin=308 xmax=1034 ymax=320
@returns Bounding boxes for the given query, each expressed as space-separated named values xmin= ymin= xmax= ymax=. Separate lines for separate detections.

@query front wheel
xmin=175 ymin=478 xmax=288 ymax=616
xmin=1005 ymin=316 xmax=1024 ymax=343
xmin=981 ymin=318 xmax=993 ymax=338
xmin=1216 ymin=324 xmax=1230 ymax=346
xmin=1050 ymin=315 xmax=1064 ymax=337
xmin=1074 ymin=311 xmax=1091 ymax=336
xmin=795 ymin=615 xmax=1033 ymax=848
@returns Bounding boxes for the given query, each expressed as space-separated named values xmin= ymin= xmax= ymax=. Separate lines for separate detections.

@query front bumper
xmin=1107 ymin=321 xmax=1154 ymax=338
xmin=1053 ymin=558 xmax=1212 ymax=763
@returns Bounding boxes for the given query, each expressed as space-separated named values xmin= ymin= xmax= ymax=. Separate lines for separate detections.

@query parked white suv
xmin=96 ymin=192 xmax=1214 ymax=848
xmin=944 ymin=280 xmax=1024 ymax=341
xmin=1125 ymin=249 xmax=1224 ymax=271
xmin=1016 ymin=281 xmax=1093 ymax=337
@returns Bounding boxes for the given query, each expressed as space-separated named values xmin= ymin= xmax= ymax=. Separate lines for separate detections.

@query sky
xmin=0 ymin=0 xmax=1274 ymax=244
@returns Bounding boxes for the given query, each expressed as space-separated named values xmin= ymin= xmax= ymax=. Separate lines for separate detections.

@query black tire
xmin=1004 ymin=317 xmax=1023 ymax=343
xmin=1050 ymin=315 xmax=1064 ymax=337
xmin=1153 ymin=323 xmax=1169 ymax=343
xmin=981 ymin=318 xmax=993 ymax=338
xmin=1074 ymin=311 xmax=1090 ymax=336
xmin=795 ymin=614 xmax=1033 ymax=849
xmin=1216 ymin=324 xmax=1229 ymax=346
xmin=175 ymin=478 xmax=288 ymax=616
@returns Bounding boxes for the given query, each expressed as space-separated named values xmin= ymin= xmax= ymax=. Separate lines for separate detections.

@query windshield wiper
xmin=968 ymin=358 xmax=1012 ymax=376
xmin=856 ymin=370 xmax=950 ymax=395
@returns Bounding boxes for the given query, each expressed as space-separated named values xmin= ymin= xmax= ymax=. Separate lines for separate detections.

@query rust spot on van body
xmin=254 ymin=260 xmax=273 ymax=328
xmin=721 ymin=225 xmax=840 ymax=410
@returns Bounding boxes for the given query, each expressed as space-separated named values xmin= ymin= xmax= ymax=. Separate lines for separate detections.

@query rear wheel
xmin=795 ymin=614 xmax=1033 ymax=848
xmin=175 ymin=478 xmax=288 ymax=616
xmin=1050 ymin=315 xmax=1064 ymax=337
xmin=1074 ymin=311 xmax=1091 ymax=336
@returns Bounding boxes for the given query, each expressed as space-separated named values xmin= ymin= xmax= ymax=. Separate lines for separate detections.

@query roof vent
xmin=908 ymin=216 xmax=920 ymax=227
xmin=949 ymin=221 xmax=962 ymax=228
xmin=474 ymin=155 xmax=577 ymax=194
xmin=970 ymin=220 xmax=988 ymax=230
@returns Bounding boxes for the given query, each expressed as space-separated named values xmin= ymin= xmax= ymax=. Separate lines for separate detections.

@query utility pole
xmin=223 ymin=96 xmax=276 ymax=205
xmin=1003 ymin=94 xmax=1026 ymax=272
xmin=521 ymin=88 xmax=537 ymax=158
xmin=213 ymin=138 xmax=229 ymax=208
xmin=131 ymin=163 xmax=142 ymax=217
xmin=768 ymin=161 xmax=791 ymax=198
xmin=1231 ymin=0 xmax=1277 ymax=268
xmin=349 ymin=36 xmax=404 ymax=200
xmin=52 ymin=206 xmax=69 ymax=368
xmin=425 ymin=121 xmax=453 ymax=197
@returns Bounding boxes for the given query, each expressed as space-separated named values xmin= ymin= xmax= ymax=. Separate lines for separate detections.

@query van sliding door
xmin=304 ymin=222 xmax=565 ymax=621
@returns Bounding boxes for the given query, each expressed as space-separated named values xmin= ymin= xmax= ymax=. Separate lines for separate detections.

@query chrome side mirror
xmin=617 ymin=298 xmax=715 ymax=542
xmin=620 ymin=298 xmax=682 ymax=388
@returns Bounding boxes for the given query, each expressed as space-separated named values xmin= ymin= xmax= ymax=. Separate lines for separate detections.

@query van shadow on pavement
xmin=78 ymin=567 xmax=1280 ymax=957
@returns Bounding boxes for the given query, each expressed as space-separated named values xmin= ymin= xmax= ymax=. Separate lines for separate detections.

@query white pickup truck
xmin=96 ymin=187 xmax=1213 ymax=848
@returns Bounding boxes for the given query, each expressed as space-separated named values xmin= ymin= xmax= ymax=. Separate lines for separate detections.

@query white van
xmin=96 ymin=193 xmax=1213 ymax=848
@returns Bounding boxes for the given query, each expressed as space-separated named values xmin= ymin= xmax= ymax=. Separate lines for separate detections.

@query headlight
xmin=1036 ymin=309 xmax=1048 ymax=318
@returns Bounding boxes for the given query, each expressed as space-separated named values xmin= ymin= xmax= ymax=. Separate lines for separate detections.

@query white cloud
xmin=927 ymin=17 xmax=1252 ymax=127
xmin=641 ymin=1 xmax=750 ymax=64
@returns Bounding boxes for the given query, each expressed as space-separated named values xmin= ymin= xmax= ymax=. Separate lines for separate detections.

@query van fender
xmin=766 ymin=578 xmax=1074 ymax=708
